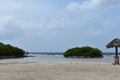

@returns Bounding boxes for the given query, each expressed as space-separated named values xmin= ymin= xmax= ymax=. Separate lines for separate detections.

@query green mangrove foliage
xmin=0 ymin=42 xmax=26 ymax=58
xmin=64 ymin=46 xmax=103 ymax=58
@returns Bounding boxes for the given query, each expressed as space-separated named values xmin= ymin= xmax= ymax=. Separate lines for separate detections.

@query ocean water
xmin=0 ymin=53 xmax=116 ymax=62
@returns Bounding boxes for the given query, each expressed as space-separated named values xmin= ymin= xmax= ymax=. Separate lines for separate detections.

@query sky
xmin=0 ymin=0 xmax=120 ymax=52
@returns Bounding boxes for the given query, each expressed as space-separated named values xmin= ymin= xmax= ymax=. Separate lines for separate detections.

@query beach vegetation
xmin=0 ymin=42 xmax=26 ymax=58
xmin=64 ymin=46 xmax=103 ymax=58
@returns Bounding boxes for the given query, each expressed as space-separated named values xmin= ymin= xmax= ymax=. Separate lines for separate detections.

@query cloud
xmin=0 ymin=1 xmax=24 ymax=40
xmin=15 ymin=16 xmax=73 ymax=38
xmin=66 ymin=0 xmax=120 ymax=11
xmin=0 ymin=22 xmax=24 ymax=40
xmin=66 ymin=0 xmax=101 ymax=10
xmin=0 ymin=7 xmax=23 ymax=40
xmin=102 ymin=0 xmax=120 ymax=6
xmin=0 ymin=0 xmax=119 ymax=41
xmin=0 ymin=0 xmax=67 ymax=39
xmin=0 ymin=1 xmax=23 ymax=14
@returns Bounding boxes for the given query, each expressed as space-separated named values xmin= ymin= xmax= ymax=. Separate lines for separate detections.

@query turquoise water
xmin=0 ymin=54 xmax=115 ymax=62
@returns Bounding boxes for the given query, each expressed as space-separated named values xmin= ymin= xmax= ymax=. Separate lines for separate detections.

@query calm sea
xmin=0 ymin=52 xmax=117 ymax=62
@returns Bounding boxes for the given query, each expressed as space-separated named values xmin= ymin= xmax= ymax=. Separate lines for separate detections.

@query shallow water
xmin=0 ymin=54 xmax=116 ymax=62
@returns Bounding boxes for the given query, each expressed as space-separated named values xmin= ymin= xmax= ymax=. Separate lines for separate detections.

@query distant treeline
xmin=28 ymin=52 xmax=118 ymax=55
xmin=29 ymin=52 xmax=64 ymax=55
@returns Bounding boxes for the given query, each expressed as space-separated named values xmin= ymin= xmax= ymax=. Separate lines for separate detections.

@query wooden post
xmin=114 ymin=47 xmax=119 ymax=64
xmin=115 ymin=47 xmax=118 ymax=57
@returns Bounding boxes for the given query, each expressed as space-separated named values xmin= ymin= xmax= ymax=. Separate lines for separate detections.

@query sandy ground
xmin=0 ymin=62 xmax=120 ymax=80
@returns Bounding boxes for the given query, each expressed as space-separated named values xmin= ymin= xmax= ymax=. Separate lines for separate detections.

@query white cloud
xmin=66 ymin=0 xmax=120 ymax=11
xmin=0 ymin=15 xmax=17 ymax=39
xmin=0 ymin=21 xmax=24 ymax=40
xmin=66 ymin=0 xmax=101 ymax=10
xmin=0 ymin=15 xmax=15 ymax=25
xmin=0 ymin=1 xmax=23 ymax=14
xmin=0 ymin=0 xmax=119 ymax=42
xmin=0 ymin=1 xmax=24 ymax=40
xmin=15 ymin=16 xmax=73 ymax=38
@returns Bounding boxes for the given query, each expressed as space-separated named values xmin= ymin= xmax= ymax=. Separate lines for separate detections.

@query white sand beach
xmin=0 ymin=62 xmax=120 ymax=80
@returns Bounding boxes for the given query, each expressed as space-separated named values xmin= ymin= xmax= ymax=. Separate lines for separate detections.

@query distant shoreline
xmin=0 ymin=55 xmax=28 ymax=60
xmin=28 ymin=52 xmax=119 ymax=55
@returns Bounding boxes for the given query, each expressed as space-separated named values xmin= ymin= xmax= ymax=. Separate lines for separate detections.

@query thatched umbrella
xmin=106 ymin=38 xmax=120 ymax=64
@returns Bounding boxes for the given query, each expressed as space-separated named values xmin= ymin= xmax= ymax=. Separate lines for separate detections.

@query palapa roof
xmin=106 ymin=38 xmax=120 ymax=48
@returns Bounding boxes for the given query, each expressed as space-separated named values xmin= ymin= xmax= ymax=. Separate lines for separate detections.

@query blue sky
xmin=0 ymin=0 xmax=120 ymax=52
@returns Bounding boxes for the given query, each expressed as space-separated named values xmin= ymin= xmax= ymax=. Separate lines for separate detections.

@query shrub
xmin=64 ymin=46 xmax=103 ymax=58
xmin=0 ymin=42 xmax=26 ymax=58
